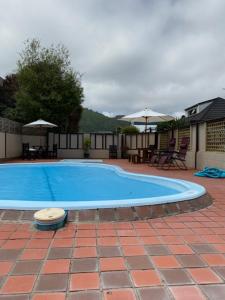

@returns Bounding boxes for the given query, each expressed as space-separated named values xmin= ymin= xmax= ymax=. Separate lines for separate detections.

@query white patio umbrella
xmin=121 ymin=108 xmax=174 ymax=131
xmin=23 ymin=119 xmax=57 ymax=147
xmin=23 ymin=119 xmax=58 ymax=128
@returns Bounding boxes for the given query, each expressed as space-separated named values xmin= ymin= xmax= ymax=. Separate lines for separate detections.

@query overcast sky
xmin=1 ymin=0 xmax=225 ymax=116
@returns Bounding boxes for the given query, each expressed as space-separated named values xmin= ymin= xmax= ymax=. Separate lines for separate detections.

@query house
xmin=185 ymin=97 xmax=225 ymax=123
xmin=184 ymin=97 xmax=225 ymax=169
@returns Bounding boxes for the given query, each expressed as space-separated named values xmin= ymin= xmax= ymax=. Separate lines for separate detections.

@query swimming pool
xmin=0 ymin=162 xmax=206 ymax=210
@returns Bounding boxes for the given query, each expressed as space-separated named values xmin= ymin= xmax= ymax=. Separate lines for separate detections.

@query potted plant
xmin=83 ymin=137 xmax=91 ymax=158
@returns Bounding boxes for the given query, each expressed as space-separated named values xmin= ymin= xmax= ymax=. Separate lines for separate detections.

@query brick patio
xmin=0 ymin=159 xmax=225 ymax=299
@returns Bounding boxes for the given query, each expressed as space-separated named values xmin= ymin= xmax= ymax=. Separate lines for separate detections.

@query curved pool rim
xmin=0 ymin=162 xmax=206 ymax=210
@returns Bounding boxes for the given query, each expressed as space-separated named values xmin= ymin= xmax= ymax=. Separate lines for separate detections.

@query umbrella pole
xmin=145 ymin=117 xmax=147 ymax=147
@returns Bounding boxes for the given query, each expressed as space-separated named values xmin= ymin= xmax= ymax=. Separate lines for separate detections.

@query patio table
xmin=129 ymin=148 xmax=149 ymax=163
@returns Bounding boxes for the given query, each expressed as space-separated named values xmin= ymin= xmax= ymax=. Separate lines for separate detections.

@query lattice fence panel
xmin=206 ymin=120 xmax=225 ymax=152
xmin=0 ymin=117 xmax=22 ymax=134
xmin=159 ymin=132 xmax=169 ymax=150
xmin=178 ymin=127 xmax=191 ymax=150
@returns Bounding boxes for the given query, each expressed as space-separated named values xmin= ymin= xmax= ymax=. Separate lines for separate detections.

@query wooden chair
xmin=109 ymin=145 xmax=117 ymax=159
xmin=157 ymin=137 xmax=190 ymax=170
xmin=150 ymin=138 xmax=176 ymax=165
xmin=22 ymin=143 xmax=30 ymax=160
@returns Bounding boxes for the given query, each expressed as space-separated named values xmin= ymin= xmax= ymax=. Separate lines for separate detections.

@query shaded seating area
xmin=149 ymin=137 xmax=176 ymax=166
xmin=157 ymin=137 xmax=190 ymax=170
xmin=128 ymin=145 xmax=156 ymax=164
xmin=22 ymin=143 xmax=37 ymax=160
xmin=126 ymin=136 xmax=190 ymax=170
xmin=22 ymin=143 xmax=57 ymax=160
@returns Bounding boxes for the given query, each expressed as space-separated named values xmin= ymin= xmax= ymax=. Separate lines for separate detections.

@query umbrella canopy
xmin=23 ymin=119 xmax=57 ymax=128
xmin=121 ymin=108 xmax=174 ymax=124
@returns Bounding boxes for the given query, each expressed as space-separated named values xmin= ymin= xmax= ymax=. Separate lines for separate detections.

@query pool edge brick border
xmin=0 ymin=193 xmax=213 ymax=223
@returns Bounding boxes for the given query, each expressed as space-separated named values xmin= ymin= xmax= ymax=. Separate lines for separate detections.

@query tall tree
xmin=9 ymin=39 xmax=84 ymax=131
xmin=0 ymin=74 xmax=18 ymax=117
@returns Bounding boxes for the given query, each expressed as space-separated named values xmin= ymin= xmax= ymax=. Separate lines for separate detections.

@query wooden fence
xmin=48 ymin=132 xmax=156 ymax=151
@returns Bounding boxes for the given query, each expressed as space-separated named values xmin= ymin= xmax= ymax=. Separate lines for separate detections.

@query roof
xmin=185 ymin=97 xmax=225 ymax=111
xmin=187 ymin=97 xmax=225 ymax=124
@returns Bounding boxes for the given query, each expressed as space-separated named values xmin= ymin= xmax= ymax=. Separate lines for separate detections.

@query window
xmin=188 ymin=108 xmax=197 ymax=116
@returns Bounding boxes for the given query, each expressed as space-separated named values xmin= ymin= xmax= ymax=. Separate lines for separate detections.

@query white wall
xmin=6 ymin=133 xmax=22 ymax=158
xmin=185 ymin=125 xmax=196 ymax=169
xmin=57 ymin=149 xmax=84 ymax=159
xmin=0 ymin=132 xmax=22 ymax=159
xmin=0 ymin=132 xmax=6 ymax=158
xmin=197 ymin=152 xmax=225 ymax=169
xmin=0 ymin=132 xmax=47 ymax=160
xmin=89 ymin=150 xmax=109 ymax=159
xmin=182 ymin=123 xmax=225 ymax=169
xmin=57 ymin=149 xmax=110 ymax=159
xmin=22 ymin=135 xmax=47 ymax=147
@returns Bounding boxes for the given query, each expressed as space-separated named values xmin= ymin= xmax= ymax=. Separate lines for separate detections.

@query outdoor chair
xmin=157 ymin=137 xmax=190 ymax=170
xmin=149 ymin=137 xmax=176 ymax=166
xmin=48 ymin=144 xmax=58 ymax=159
xmin=121 ymin=145 xmax=129 ymax=159
xmin=22 ymin=143 xmax=30 ymax=160
xmin=109 ymin=145 xmax=117 ymax=159
xmin=22 ymin=143 xmax=37 ymax=160
xmin=37 ymin=146 xmax=48 ymax=159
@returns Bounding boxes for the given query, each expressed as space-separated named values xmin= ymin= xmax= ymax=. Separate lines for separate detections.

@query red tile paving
xmin=32 ymin=294 xmax=66 ymax=300
xmin=170 ymin=286 xmax=206 ymax=300
xmin=122 ymin=245 xmax=146 ymax=256
xmin=0 ymin=159 xmax=225 ymax=298
xmin=20 ymin=249 xmax=48 ymax=260
xmin=51 ymin=238 xmax=74 ymax=248
xmin=98 ymin=237 xmax=118 ymax=246
xmin=104 ymin=289 xmax=136 ymax=300
xmin=42 ymin=259 xmax=70 ymax=274
xmin=201 ymin=254 xmax=225 ymax=266
xmin=152 ymin=255 xmax=181 ymax=268
xmin=1 ymin=275 xmax=36 ymax=294
xmin=70 ymin=273 xmax=100 ymax=291
xmin=131 ymin=270 xmax=161 ymax=286
xmin=26 ymin=239 xmax=51 ymax=249
xmin=73 ymin=246 xmax=97 ymax=258
xmin=100 ymin=257 xmax=126 ymax=271
xmin=0 ymin=261 xmax=13 ymax=275
xmin=188 ymin=267 xmax=223 ymax=284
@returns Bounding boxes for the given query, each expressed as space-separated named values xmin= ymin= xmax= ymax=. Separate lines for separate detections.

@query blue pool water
xmin=0 ymin=163 xmax=206 ymax=209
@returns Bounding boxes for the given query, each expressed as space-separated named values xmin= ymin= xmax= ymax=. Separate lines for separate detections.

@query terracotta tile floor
xmin=0 ymin=159 xmax=225 ymax=299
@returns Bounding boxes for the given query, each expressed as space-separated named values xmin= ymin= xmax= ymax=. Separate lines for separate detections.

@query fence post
xmin=118 ymin=134 xmax=122 ymax=158
xmin=5 ymin=132 xmax=7 ymax=158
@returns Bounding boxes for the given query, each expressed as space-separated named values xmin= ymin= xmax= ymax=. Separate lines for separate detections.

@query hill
xmin=79 ymin=108 xmax=128 ymax=132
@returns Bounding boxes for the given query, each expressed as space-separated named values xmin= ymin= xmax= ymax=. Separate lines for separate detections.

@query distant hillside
xmin=79 ymin=108 xmax=129 ymax=132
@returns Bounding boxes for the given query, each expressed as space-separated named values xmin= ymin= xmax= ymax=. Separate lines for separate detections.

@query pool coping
xmin=0 ymin=193 xmax=213 ymax=222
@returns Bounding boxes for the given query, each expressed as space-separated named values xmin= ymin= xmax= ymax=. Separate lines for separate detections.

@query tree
xmin=0 ymin=74 xmax=18 ymax=117
xmin=122 ymin=125 xmax=140 ymax=134
xmin=9 ymin=39 xmax=84 ymax=131
xmin=157 ymin=117 xmax=188 ymax=132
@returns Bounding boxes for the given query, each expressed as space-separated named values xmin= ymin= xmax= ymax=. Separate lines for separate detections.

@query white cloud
xmin=1 ymin=0 xmax=225 ymax=115
xmin=102 ymin=111 xmax=115 ymax=118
